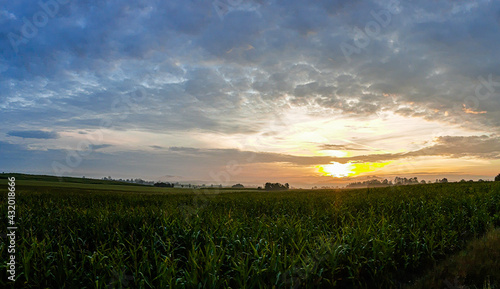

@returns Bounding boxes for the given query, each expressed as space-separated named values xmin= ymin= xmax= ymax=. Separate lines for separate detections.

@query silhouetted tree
xmin=264 ymin=182 xmax=289 ymax=191
xmin=154 ymin=182 xmax=174 ymax=187
xmin=495 ymin=174 xmax=500 ymax=182
xmin=232 ymin=183 xmax=244 ymax=188
xmin=347 ymin=179 xmax=389 ymax=188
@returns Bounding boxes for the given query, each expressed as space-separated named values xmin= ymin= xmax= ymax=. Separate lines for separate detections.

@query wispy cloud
xmin=7 ymin=130 xmax=59 ymax=139
xmin=319 ymin=144 xmax=367 ymax=151
xmin=338 ymin=135 xmax=500 ymax=163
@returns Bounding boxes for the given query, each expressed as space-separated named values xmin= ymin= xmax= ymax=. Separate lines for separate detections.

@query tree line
xmin=346 ymin=175 xmax=500 ymax=188
xmin=346 ymin=177 xmax=450 ymax=188
xmin=259 ymin=182 xmax=290 ymax=191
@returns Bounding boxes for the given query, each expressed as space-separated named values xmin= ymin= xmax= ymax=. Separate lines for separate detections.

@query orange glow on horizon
xmin=317 ymin=162 xmax=353 ymax=178
xmin=317 ymin=161 xmax=392 ymax=178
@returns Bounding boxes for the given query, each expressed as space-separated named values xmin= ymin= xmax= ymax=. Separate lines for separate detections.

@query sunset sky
xmin=1 ymin=0 xmax=500 ymax=187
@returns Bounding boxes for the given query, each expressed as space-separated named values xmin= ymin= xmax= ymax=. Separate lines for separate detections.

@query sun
xmin=317 ymin=161 xmax=392 ymax=178
xmin=317 ymin=162 xmax=354 ymax=178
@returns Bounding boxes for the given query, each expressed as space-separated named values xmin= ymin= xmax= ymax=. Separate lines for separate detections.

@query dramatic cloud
xmin=1 ymin=0 xmax=499 ymax=184
xmin=337 ymin=135 xmax=500 ymax=163
xmin=163 ymin=135 xmax=500 ymax=166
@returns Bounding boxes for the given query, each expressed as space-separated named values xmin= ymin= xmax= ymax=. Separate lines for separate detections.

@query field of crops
xmin=1 ymin=180 xmax=500 ymax=288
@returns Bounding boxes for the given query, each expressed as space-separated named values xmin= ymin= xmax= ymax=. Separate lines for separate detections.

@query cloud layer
xmin=1 ymin=0 xmax=499 ymax=184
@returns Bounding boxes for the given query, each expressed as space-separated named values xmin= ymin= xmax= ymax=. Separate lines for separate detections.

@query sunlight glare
xmin=318 ymin=161 xmax=392 ymax=178
xmin=317 ymin=162 xmax=354 ymax=178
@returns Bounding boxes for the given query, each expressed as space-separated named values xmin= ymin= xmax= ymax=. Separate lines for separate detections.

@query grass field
xmin=1 ymin=177 xmax=500 ymax=288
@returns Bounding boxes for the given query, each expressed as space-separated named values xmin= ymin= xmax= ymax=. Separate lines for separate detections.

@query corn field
xmin=1 ymin=181 xmax=500 ymax=288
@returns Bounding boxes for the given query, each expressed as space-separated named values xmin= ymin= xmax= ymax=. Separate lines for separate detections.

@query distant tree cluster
xmin=434 ymin=178 xmax=448 ymax=183
xmin=346 ymin=177 xmax=450 ymax=188
xmin=344 ymin=175 xmax=500 ymax=188
xmin=394 ymin=177 xmax=420 ymax=185
xmin=102 ymin=176 xmax=155 ymax=185
xmin=459 ymin=179 xmax=487 ymax=183
xmin=231 ymin=184 xmax=244 ymax=188
xmin=264 ymin=182 xmax=289 ymax=191
xmin=346 ymin=179 xmax=392 ymax=188
xmin=153 ymin=182 xmax=174 ymax=188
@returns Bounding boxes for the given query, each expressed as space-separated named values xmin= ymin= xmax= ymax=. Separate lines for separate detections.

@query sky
xmin=1 ymin=0 xmax=500 ymax=187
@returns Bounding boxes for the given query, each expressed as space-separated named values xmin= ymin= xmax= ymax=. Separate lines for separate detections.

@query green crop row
xmin=1 ymin=182 xmax=499 ymax=288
